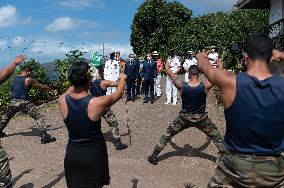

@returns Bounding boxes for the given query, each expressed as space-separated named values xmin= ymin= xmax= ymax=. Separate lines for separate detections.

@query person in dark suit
xmin=142 ymin=53 xmax=157 ymax=104
xmin=136 ymin=57 xmax=144 ymax=96
xmin=124 ymin=54 xmax=139 ymax=101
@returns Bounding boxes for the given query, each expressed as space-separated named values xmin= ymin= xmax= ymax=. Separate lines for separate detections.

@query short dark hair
xmin=68 ymin=61 xmax=92 ymax=87
xmin=244 ymin=32 xmax=273 ymax=63
xmin=21 ymin=66 xmax=32 ymax=72
xmin=188 ymin=65 xmax=200 ymax=76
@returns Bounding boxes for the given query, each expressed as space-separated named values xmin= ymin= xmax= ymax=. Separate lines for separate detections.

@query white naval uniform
xmin=183 ymin=57 xmax=197 ymax=82
xmin=208 ymin=52 xmax=219 ymax=68
xmin=104 ymin=59 xmax=120 ymax=95
xmin=155 ymin=73 xmax=162 ymax=97
xmin=166 ymin=56 xmax=181 ymax=105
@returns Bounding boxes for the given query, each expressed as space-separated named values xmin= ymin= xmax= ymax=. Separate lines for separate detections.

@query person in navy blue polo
xmin=196 ymin=32 xmax=284 ymax=187
xmin=124 ymin=54 xmax=139 ymax=101
xmin=142 ymin=53 xmax=157 ymax=104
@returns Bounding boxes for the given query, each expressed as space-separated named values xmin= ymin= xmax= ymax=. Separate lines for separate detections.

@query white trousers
xmin=184 ymin=72 xmax=189 ymax=82
xmin=154 ymin=73 xmax=162 ymax=97
xmin=166 ymin=76 xmax=177 ymax=104
xmin=106 ymin=87 xmax=116 ymax=95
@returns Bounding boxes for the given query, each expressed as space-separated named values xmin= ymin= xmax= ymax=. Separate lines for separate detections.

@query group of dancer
xmin=0 ymin=32 xmax=284 ymax=187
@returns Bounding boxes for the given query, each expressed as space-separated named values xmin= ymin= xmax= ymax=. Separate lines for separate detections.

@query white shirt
xmin=183 ymin=57 xmax=197 ymax=71
xmin=104 ymin=60 xmax=120 ymax=81
xmin=208 ymin=52 xmax=219 ymax=65
xmin=167 ymin=56 xmax=181 ymax=74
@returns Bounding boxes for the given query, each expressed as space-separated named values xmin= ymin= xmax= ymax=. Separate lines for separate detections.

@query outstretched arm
xmin=28 ymin=78 xmax=52 ymax=90
xmin=204 ymin=59 xmax=224 ymax=94
xmin=165 ymin=62 xmax=183 ymax=90
xmin=90 ymin=73 xmax=126 ymax=120
xmin=101 ymin=80 xmax=119 ymax=90
xmin=196 ymin=51 xmax=235 ymax=108
xmin=0 ymin=55 xmax=26 ymax=84
xmin=196 ymin=51 xmax=234 ymax=89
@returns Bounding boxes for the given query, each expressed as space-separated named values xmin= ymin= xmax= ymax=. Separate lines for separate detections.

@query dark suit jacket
xmin=124 ymin=60 xmax=139 ymax=80
xmin=142 ymin=59 xmax=157 ymax=80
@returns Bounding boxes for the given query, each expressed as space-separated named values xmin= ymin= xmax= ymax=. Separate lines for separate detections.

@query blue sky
xmin=0 ymin=0 xmax=236 ymax=67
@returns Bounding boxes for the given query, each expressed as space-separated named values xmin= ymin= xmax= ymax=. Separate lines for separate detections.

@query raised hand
xmin=13 ymin=55 xmax=26 ymax=65
xmin=118 ymin=73 xmax=127 ymax=81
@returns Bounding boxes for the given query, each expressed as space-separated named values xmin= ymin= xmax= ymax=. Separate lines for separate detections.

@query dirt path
xmin=1 ymin=76 xmax=226 ymax=188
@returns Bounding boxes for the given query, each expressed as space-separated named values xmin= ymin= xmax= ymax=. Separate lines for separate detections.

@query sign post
xmin=91 ymin=51 xmax=101 ymax=68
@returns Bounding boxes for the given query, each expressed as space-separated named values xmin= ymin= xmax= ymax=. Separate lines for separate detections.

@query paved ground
xmin=1 ymin=76 xmax=226 ymax=188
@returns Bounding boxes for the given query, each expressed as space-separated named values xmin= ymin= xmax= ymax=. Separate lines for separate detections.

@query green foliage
xmin=131 ymin=1 xmax=270 ymax=71
xmin=20 ymin=59 xmax=49 ymax=84
xmin=130 ymin=0 xmax=192 ymax=60
xmin=55 ymin=50 xmax=86 ymax=82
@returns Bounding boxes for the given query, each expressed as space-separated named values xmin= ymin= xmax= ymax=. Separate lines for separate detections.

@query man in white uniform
xmin=104 ymin=52 xmax=120 ymax=95
xmin=208 ymin=46 xmax=219 ymax=68
xmin=183 ymin=51 xmax=197 ymax=82
xmin=165 ymin=51 xmax=181 ymax=105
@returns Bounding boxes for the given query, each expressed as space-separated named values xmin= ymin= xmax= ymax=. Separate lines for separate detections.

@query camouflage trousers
xmin=157 ymin=112 xmax=225 ymax=152
xmin=208 ymin=152 xmax=284 ymax=188
xmin=0 ymin=144 xmax=11 ymax=188
xmin=102 ymin=108 xmax=121 ymax=140
xmin=0 ymin=99 xmax=47 ymax=132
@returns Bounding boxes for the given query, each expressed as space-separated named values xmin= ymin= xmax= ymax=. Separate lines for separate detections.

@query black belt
xmin=227 ymin=150 xmax=282 ymax=159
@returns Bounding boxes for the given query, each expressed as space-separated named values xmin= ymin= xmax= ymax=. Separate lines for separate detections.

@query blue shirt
xmin=181 ymin=82 xmax=206 ymax=114
xmin=90 ymin=79 xmax=107 ymax=97
xmin=64 ymin=95 xmax=104 ymax=143
xmin=224 ymin=72 xmax=284 ymax=154
xmin=12 ymin=76 xmax=30 ymax=100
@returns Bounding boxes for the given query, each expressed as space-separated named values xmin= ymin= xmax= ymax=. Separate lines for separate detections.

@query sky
xmin=0 ymin=0 xmax=236 ymax=67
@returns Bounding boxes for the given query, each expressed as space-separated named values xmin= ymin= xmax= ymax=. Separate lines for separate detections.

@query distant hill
xmin=42 ymin=59 xmax=93 ymax=80
xmin=43 ymin=61 xmax=58 ymax=80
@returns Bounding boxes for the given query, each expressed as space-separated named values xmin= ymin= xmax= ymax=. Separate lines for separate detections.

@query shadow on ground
xmin=158 ymin=137 xmax=216 ymax=163
xmin=12 ymin=168 xmax=33 ymax=186
xmin=5 ymin=125 xmax=64 ymax=138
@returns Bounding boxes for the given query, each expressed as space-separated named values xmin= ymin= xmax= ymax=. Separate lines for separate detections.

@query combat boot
xmin=113 ymin=138 xmax=128 ymax=150
xmin=148 ymin=146 xmax=162 ymax=165
xmin=41 ymin=131 xmax=56 ymax=144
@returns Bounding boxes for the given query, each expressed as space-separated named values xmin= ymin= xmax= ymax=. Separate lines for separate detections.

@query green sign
xmin=91 ymin=51 xmax=101 ymax=67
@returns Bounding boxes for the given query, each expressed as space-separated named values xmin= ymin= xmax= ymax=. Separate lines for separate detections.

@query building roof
xmin=235 ymin=0 xmax=270 ymax=9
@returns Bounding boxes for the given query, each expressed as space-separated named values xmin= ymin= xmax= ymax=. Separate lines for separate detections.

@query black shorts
xmin=64 ymin=140 xmax=110 ymax=188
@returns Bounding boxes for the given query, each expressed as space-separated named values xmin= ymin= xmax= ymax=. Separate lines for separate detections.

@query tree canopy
xmin=130 ymin=0 xmax=270 ymax=70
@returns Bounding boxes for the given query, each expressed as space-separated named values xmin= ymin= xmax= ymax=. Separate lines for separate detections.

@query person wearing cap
xmin=124 ymin=54 xmax=139 ymax=101
xmin=183 ymin=51 xmax=197 ymax=82
xmin=165 ymin=50 xmax=181 ymax=105
xmin=152 ymin=51 xmax=164 ymax=98
xmin=142 ymin=53 xmax=157 ymax=104
xmin=104 ymin=52 xmax=120 ymax=95
xmin=196 ymin=33 xmax=284 ymax=187
xmin=208 ymin=46 xmax=219 ymax=68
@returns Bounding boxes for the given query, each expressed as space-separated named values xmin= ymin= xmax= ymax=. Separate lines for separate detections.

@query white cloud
xmin=45 ymin=17 xmax=99 ymax=32
xmin=45 ymin=17 xmax=77 ymax=32
xmin=57 ymin=0 xmax=105 ymax=9
xmin=0 ymin=5 xmax=31 ymax=28
xmin=12 ymin=36 xmax=26 ymax=47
